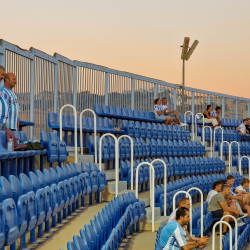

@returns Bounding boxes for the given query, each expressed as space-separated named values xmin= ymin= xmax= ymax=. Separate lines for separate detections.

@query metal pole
xmin=182 ymin=60 xmax=185 ymax=114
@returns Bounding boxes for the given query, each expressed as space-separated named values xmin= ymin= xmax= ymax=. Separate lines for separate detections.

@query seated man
xmin=237 ymin=119 xmax=250 ymax=141
xmin=161 ymin=97 xmax=185 ymax=126
xmin=211 ymin=106 xmax=222 ymax=126
xmin=207 ymin=184 xmax=240 ymax=235
xmin=234 ymin=178 xmax=250 ymax=218
xmin=206 ymin=180 xmax=223 ymax=203
xmin=154 ymin=98 xmax=174 ymax=125
xmin=226 ymin=175 xmax=244 ymax=218
xmin=160 ymin=207 xmax=209 ymax=250
xmin=167 ymin=197 xmax=206 ymax=249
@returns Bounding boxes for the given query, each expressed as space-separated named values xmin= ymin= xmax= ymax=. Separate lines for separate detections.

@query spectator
xmin=207 ymin=184 xmax=240 ymax=235
xmin=211 ymin=106 xmax=222 ymax=126
xmin=245 ymin=118 xmax=250 ymax=134
xmin=1 ymin=73 xmax=19 ymax=131
xmin=0 ymin=66 xmax=8 ymax=131
xmin=167 ymin=197 xmax=206 ymax=249
xmin=154 ymin=98 xmax=173 ymax=125
xmin=237 ymin=119 xmax=250 ymax=141
xmin=233 ymin=178 xmax=250 ymax=218
xmin=206 ymin=180 xmax=223 ymax=203
xmin=161 ymin=97 xmax=185 ymax=126
xmin=160 ymin=207 xmax=209 ymax=250
xmin=203 ymin=105 xmax=218 ymax=128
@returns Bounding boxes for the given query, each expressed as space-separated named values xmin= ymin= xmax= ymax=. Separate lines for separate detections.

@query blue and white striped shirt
xmin=1 ymin=86 xmax=19 ymax=129
xmin=160 ymin=220 xmax=187 ymax=249
xmin=211 ymin=110 xmax=217 ymax=117
xmin=154 ymin=104 xmax=163 ymax=115
xmin=0 ymin=91 xmax=8 ymax=124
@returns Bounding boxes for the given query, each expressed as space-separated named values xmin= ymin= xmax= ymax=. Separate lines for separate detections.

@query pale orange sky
xmin=1 ymin=0 xmax=250 ymax=98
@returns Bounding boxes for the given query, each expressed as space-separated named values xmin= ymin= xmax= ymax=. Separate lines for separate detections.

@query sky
xmin=1 ymin=0 xmax=250 ymax=98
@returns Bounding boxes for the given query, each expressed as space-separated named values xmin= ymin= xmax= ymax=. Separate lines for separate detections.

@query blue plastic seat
xmin=94 ymin=104 xmax=105 ymax=116
xmin=102 ymin=105 xmax=113 ymax=117
xmin=73 ymin=235 xmax=88 ymax=250
xmin=67 ymin=241 xmax=80 ymax=250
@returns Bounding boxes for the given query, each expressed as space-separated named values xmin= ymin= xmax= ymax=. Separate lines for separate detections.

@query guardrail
xmin=117 ymin=135 xmax=134 ymax=190
xmin=60 ymin=105 xmax=78 ymax=163
xmin=135 ymin=162 xmax=155 ymax=232
xmin=80 ymin=109 xmax=97 ymax=164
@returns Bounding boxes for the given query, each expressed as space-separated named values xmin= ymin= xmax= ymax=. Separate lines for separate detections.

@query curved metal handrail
xmin=202 ymin=125 xmax=212 ymax=157
xmin=229 ymin=141 xmax=240 ymax=173
xmin=184 ymin=111 xmax=194 ymax=141
xmin=195 ymin=113 xmax=204 ymax=141
xmin=213 ymin=126 xmax=223 ymax=152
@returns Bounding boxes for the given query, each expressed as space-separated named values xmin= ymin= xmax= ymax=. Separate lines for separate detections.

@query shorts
xmin=204 ymin=118 xmax=218 ymax=126
xmin=0 ymin=123 xmax=6 ymax=131
xmin=211 ymin=209 xmax=224 ymax=219
xmin=155 ymin=114 xmax=167 ymax=121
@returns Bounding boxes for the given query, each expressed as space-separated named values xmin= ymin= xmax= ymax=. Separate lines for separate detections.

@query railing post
xmin=73 ymin=64 xmax=78 ymax=108
xmin=213 ymin=126 xmax=223 ymax=152
xmin=29 ymin=54 xmax=35 ymax=139
xmin=174 ymin=88 xmax=177 ymax=110
xmin=203 ymin=126 xmax=212 ymax=157
xmin=131 ymin=78 xmax=135 ymax=110
xmin=105 ymin=72 xmax=109 ymax=106
xmin=248 ymin=101 xmax=250 ymax=118
xmin=0 ymin=41 xmax=5 ymax=88
xmin=192 ymin=91 xmax=195 ymax=115
xmin=222 ymin=97 xmax=225 ymax=118
xmin=53 ymin=60 xmax=59 ymax=113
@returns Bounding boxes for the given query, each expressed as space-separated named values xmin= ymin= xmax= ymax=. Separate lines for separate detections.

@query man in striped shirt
xmin=160 ymin=208 xmax=209 ymax=250
xmin=1 ymin=73 xmax=19 ymax=131
xmin=0 ymin=66 xmax=8 ymax=130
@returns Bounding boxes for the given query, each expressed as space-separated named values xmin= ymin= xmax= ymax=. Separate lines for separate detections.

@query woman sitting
xmin=203 ymin=105 xmax=218 ymax=127
xmin=154 ymin=98 xmax=174 ymax=125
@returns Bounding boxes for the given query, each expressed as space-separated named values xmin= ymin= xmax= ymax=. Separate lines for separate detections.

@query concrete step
xmin=140 ymin=198 xmax=150 ymax=207
xmin=145 ymin=207 xmax=161 ymax=222
xmin=146 ymin=216 xmax=169 ymax=231
xmin=226 ymin=166 xmax=237 ymax=173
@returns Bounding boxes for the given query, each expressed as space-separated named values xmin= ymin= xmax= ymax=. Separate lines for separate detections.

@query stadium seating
xmin=66 ymin=192 xmax=146 ymax=250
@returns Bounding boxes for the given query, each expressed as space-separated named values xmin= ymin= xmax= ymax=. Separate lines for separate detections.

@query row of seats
xmin=215 ymin=141 xmax=250 ymax=156
xmin=198 ymin=127 xmax=242 ymax=142
xmin=94 ymin=104 xmax=163 ymax=123
xmin=180 ymin=115 xmax=242 ymax=128
xmin=0 ymin=161 xmax=107 ymax=249
xmin=232 ymin=155 xmax=250 ymax=170
xmin=0 ymin=131 xmax=47 ymax=178
xmin=66 ymin=192 xmax=146 ymax=250
xmin=122 ymin=120 xmax=191 ymax=141
xmin=89 ymin=136 xmax=206 ymax=165
xmin=40 ymin=131 xmax=69 ymax=167
xmin=154 ymin=172 xmax=242 ymax=215
xmin=48 ymin=112 xmax=122 ymax=146
xmin=121 ymin=156 xmax=226 ymax=190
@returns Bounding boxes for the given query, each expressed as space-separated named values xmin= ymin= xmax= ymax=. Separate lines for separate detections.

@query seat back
xmin=29 ymin=172 xmax=42 ymax=192
xmin=19 ymin=173 xmax=34 ymax=193
xmin=67 ymin=241 xmax=80 ymax=250
xmin=73 ymin=235 xmax=87 ymax=250
xmin=8 ymin=175 xmax=23 ymax=203
xmin=43 ymin=169 xmax=55 ymax=186
xmin=49 ymin=168 xmax=60 ymax=184
xmin=0 ymin=176 xmax=13 ymax=200
xmin=36 ymin=170 xmax=48 ymax=188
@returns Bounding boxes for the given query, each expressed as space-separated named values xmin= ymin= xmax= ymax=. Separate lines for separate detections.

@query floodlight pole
xmin=182 ymin=59 xmax=185 ymax=114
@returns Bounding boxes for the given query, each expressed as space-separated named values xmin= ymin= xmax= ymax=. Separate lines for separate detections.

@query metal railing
xmin=212 ymin=221 xmax=233 ymax=250
xmin=99 ymin=133 xmax=119 ymax=196
xmin=60 ymin=105 xmax=78 ymax=163
xmin=79 ymin=109 xmax=97 ymax=164
xmin=220 ymin=141 xmax=230 ymax=161
xmin=213 ymin=126 xmax=223 ymax=152
xmin=229 ymin=141 xmax=240 ymax=173
xmin=239 ymin=156 xmax=250 ymax=190
xmin=202 ymin=126 xmax=213 ymax=157
xmin=195 ymin=113 xmax=204 ymax=142
xmin=117 ymin=135 xmax=134 ymax=190
xmin=135 ymin=162 xmax=155 ymax=232
xmin=184 ymin=111 xmax=194 ymax=141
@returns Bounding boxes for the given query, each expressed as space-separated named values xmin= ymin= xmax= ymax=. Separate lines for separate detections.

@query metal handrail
xmin=135 ymin=162 xmax=155 ymax=232
xmin=151 ymin=159 xmax=167 ymax=216
xmin=202 ymin=126 xmax=213 ymax=157
xmin=79 ymin=109 xmax=97 ymax=163
xmin=229 ymin=141 xmax=240 ymax=173
xmin=184 ymin=111 xmax=194 ymax=141
xmin=213 ymin=126 xmax=223 ymax=152
xmin=195 ymin=113 xmax=204 ymax=140
xmin=99 ymin=133 xmax=119 ymax=196
xmin=220 ymin=141 xmax=230 ymax=161
xmin=60 ymin=105 xmax=77 ymax=163
xmin=212 ymin=221 xmax=232 ymax=250
xmin=117 ymin=135 xmax=134 ymax=190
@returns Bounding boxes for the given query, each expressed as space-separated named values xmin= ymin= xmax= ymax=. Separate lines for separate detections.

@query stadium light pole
xmin=181 ymin=38 xmax=199 ymax=114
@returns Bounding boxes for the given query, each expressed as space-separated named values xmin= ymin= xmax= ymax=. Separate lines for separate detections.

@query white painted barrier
xmin=173 ymin=191 xmax=192 ymax=235
xmin=213 ymin=126 xmax=223 ymax=152
xmin=220 ymin=215 xmax=237 ymax=250
xmin=184 ymin=111 xmax=194 ymax=141
xmin=135 ymin=162 xmax=155 ymax=232
xmin=229 ymin=141 xmax=240 ymax=173
xmin=187 ymin=187 xmax=203 ymax=237
xmin=212 ymin=221 xmax=232 ymax=250
xmin=99 ymin=133 xmax=119 ymax=196
xmin=202 ymin=125 xmax=212 ymax=157
xmin=195 ymin=113 xmax=204 ymax=142
xmin=60 ymin=105 xmax=78 ymax=163
xmin=79 ymin=109 xmax=97 ymax=163
xmin=117 ymin=135 xmax=134 ymax=190
xmin=151 ymin=159 xmax=167 ymax=216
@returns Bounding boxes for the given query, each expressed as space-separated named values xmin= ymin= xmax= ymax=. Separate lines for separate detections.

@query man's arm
xmin=229 ymin=195 xmax=243 ymax=201
xmin=164 ymin=110 xmax=175 ymax=116
xmin=234 ymin=189 xmax=244 ymax=195
xmin=237 ymin=126 xmax=245 ymax=135
xmin=182 ymin=237 xmax=209 ymax=250
xmin=219 ymin=201 xmax=240 ymax=214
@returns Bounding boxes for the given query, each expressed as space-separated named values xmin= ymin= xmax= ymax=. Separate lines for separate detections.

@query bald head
xmin=4 ymin=73 xmax=17 ymax=90
xmin=0 ymin=66 xmax=5 ymax=82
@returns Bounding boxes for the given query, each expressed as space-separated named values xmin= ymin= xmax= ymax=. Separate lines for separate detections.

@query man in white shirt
xmin=211 ymin=106 xmax=222 ymax=126
xmin=237 ymin=119 xmax=250 ymax=141
xmin=206 ymin=180 xmax=223 ymax=203
xmin=161 ymin=97 xmax=185 ymax=126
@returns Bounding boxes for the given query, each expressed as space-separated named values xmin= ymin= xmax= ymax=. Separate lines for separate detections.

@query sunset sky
xmin=2 ymin=0 xmax=250 ymax=98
